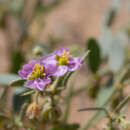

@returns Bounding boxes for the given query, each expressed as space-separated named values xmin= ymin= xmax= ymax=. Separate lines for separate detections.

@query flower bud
xmin=26 ymin=103 xmax=40 ymax=119
xmin=33 ymin=46 xmax=43 ymax=56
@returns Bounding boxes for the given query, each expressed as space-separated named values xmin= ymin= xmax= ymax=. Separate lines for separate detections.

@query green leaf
xmin=104 ymin=8 xmax=116 ymax=27
xmin=87 ymin=38 xmax=101 ymax=73
xmin=99 ymin=29 xmax=114 ymax=58
xmin=13 ymin=88 xmax=31 ymax=113
xmin=96 ymin=87 xmax=115 ymax=106
xmin=10 ymin=79 xmax=26 ymax=87
xmin=10 ymin=50 xmax=25 ymax=74
xmin=99 ymin=29 xmax=125 ymax=72
xmin=21 ymin=90 xmax=35 ymax=96
xmin=50 ymin=123 xmax=79 ymax=130
xmin=103 ymin=0 xmax=120 ymax=27
xmin=14 ymin=87 xmax=30 ymax=95
xmin=108 ymin=39 xmax=125 ymax=72
xmin=0 ymin=73 xmax=19 ymax=86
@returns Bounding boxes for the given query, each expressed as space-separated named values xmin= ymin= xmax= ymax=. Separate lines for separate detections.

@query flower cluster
xmin=18 ymin=47 xmax=82 ymax=91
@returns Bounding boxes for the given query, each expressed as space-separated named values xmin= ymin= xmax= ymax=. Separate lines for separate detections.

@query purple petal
xmin=52 ymin=65 xmax=68 ymax=77
xmin=18 ymin=70 xmax=28 ymax=79
xmin=45 ymin=64 xmax=58 ymax=76
xmin=18 ymin=60 xmax=37 ymax=79
xmin=43 ymin=77 xmax=51 ymax=85
xmin=23 ymin=60 xmax=37 ymax=70
xmin=54 ymin=47 xmax=69 ymax=56
xmin=26 ymin=79 xmax=35 ymax=89
xmin=26 ymin=77 xmax=51 ymax=91
xmin=40 ymin=53 xmax=57 ymax=65
xmin=68 ymin=57 xmax=82 ymax=71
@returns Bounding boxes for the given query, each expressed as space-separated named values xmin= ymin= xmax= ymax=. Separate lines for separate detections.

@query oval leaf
xmin=10 ymin=79 xmax=26 ymax=87
xmin=108 ymin=36 xmax=125 ymax=72
xmin=0 ymin=73 xmax=19 ymax=86
xmin=13 ymin=88 xmax=31 ymax=113
xmin=87 ymin=38 xmax=101 ymax=73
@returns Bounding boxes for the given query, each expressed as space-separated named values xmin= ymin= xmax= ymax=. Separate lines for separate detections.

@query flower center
xmin=56 ymin=51 xmax=70 ymax=65
xmin=27 ymin=64 xmax=45 ymax=80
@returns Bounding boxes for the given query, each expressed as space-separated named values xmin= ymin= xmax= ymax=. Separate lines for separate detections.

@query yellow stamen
xmin=28 ymin=64 xmax=45 ymax=80
xmin=56 ymin=50 xmax=70 ymax=65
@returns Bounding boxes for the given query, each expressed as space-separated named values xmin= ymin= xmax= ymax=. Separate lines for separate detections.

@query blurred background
xmin=0 ymin=0 xmax=130 ymax=129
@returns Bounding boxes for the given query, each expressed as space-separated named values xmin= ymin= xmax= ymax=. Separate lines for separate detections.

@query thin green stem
xmin=81 ymin=62 xmax=130 ymax=130
xmin=19 ymin=102 xmax=28 ymax=121
xmin=63 ymin=50 xmax=90 ymax=86
xmin=62 ymin=84 xmax=73 ymax=123
xmin=82 ymin=50 xmax=90 ymax=62
xmin=114 ymin=95 xmax=130 ymax=113
xmin=81 ymin=87 xmax=116 ymax=130
xmin=62 ymin=72 xmax=77 ymax=123
xmin=79 ymin=107 xmax=112 ymax=120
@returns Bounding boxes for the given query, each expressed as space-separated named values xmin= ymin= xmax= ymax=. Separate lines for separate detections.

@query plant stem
xmin=78 ymin=107 xmax=111 ymax=119
xmin=62 ymin=84 xmax=73 ymax=123
xmin=82 ymin=50 xmax=90 ymax=62
xmin=81 ymin=62 xmax=130 ymax=130
xmin=114 ymin=95 xmax=130 ymax=113
xmin=63 ymin=50 xmax=90 ymax=86
xmin=80 ymin=87 xmax=116 ymax=130
xmin=62 ymin=72 xmax=77 ymax=123
xmin=19 ymin=102 xmax=28 ymax=121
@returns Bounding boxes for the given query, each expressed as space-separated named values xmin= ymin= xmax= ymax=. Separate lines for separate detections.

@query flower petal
xmin=54 ymin=47 xmax=69 ymax=56
xmin=45 ymin=64 xmax=58 ymax=76
xmin=68 ymin=57 xmax=82 ymax=71
xmin=18 ymin=60 xmax=37 ymax=79
xmin=40 ymin=53 xmax=57 ymax=65
xmin=52 ymin=65 xmax=68 ymax=77
xmin=26 ymin=77 xmax=51 ymax=91
xmin=43 ymin=77 xmax=51 ymax=85
xmin=26 ymin=79 xmax=35 ymax=89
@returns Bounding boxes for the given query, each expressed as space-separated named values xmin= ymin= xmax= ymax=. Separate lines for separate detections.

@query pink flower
xmin=40 ymin=47 xmax=82 ymax=77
